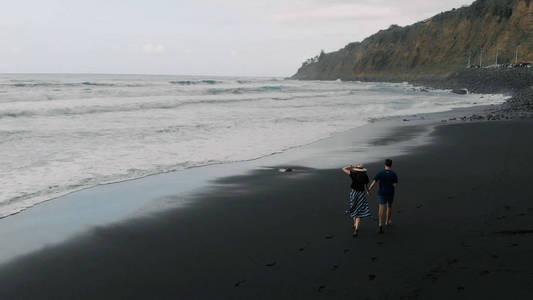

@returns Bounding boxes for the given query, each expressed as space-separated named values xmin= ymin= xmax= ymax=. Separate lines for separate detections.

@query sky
xmin=0 ymin=0 xmax=474 ymax=77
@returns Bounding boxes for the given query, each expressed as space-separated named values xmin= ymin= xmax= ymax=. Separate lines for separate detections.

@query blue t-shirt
xmin=374 ymin=169 xmax=398 ymax=196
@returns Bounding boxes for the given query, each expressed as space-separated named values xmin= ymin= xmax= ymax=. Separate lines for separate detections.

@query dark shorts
xmin=378 ymin=194 xmax=394 ymax=205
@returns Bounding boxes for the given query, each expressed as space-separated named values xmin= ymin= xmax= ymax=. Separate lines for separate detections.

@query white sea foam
xmin=0 ymin=74 xmax=506 ymax=217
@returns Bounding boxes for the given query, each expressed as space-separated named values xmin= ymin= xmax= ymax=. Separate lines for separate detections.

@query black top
xmin=373 ymin=169 xmax=398 ymax=196
xmin=349 ymin=170 xmax=369 ymax=191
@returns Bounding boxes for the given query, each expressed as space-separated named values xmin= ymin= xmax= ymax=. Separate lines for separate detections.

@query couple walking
xmin=342 ymin=159 xmax=398 ymax=237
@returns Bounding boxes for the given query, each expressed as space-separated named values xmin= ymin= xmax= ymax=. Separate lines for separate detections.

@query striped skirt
xmin=346 ymin=189 xmax=371 ymax=218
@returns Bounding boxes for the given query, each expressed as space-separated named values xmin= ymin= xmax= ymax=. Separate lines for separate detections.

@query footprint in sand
xmin=424 ymin=273 xmax=438 ymax=283
xmin=408 ymin=288 xmax=421 ymax=297
xmin=460 ymin=241 xmax=471 ymax=248
xmin=265 ymin=261 xmax=276 ymax=267
xmin=448 ymin=258 xmax=459 ymax=265
xmin=497 ymin=229 xmax=533 ymax=235
xmin=234 ymin=280 xmax=246 ymax=287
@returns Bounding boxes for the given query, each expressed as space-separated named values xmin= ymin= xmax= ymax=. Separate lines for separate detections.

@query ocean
xmin=0 ymin=74 xmax=506 ymax=217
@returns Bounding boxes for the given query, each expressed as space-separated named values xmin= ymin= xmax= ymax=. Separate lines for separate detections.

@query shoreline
xmin=0 ymin=102 xmax=499 ymax=265
xmin=0 ymin=116 xmax=532 ymax=298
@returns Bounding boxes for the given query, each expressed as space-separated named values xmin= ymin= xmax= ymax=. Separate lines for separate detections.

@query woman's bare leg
xmin=353 ymin=217 xmax=360 ymax=237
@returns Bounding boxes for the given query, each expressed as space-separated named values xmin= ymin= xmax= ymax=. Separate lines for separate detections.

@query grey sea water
xmin=0 ymin=74 xmax=506 ymax=217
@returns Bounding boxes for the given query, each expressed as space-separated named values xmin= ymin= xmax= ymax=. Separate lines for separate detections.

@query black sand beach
xmin=1 ymin=119 xmax=533 ymax=299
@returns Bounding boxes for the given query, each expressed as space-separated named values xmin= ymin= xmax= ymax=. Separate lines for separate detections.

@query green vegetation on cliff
xmin=293 ymin=0 xmax=533 ymax=81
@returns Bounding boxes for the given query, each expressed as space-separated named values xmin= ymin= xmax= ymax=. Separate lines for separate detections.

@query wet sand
xmin=0 ymin=119 xmax=532 ymax=299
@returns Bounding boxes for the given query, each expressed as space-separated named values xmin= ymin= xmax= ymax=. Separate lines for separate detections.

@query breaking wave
xmin=206 ymin=85 xmax=283 ymax=95
xmin=169 ymin=80 xmax=222 ymax=85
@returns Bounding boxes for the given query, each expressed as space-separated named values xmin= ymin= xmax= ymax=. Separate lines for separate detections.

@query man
xmin=368 ymin=159 xmax=398 ymax=233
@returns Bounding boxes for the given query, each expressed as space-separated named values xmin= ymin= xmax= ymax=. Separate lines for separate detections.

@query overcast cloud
xmin=0 ymin=0 xmax=473 ymax=76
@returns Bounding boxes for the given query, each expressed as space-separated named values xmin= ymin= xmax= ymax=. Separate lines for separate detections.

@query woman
xmin=342 ymin=163 xmax=371 ymax=237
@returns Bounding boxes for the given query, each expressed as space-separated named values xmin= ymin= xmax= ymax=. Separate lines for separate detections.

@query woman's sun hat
xmin=352 ymin=163 xmax=367 ymax=172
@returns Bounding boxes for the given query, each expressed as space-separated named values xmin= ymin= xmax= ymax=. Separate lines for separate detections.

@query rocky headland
xmin=292 ymin=0 xmax=533 ymax=119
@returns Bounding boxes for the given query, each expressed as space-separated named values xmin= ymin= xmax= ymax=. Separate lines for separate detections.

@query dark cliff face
xmin=293 ymin=0 xmax=533 ymax=81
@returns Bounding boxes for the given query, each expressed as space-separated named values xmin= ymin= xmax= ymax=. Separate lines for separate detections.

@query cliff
xmin=292 ymin=0 xmax=533 ymax=81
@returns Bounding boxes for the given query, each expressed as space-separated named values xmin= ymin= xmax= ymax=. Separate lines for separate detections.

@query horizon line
xmin=0 ymin=72 xmax=289 ymax=78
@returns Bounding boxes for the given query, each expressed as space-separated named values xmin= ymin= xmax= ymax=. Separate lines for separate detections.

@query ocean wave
xmin=0 ymin=158 xmax=228 ymax=219
xmin=7 ymin=81 xmax=143 ymax=88
xmin=169 ymin=80 xmax=222 ymax=85
xmin=0 ymin=91 xmax=348 ymax=119
xmin=10 ymin=82 xmax=73 ymax=88
xmin=81 ymin=81 xmax=115 ymax=87
xmin=206 ymin=85 xmax=283 ymax=95
xmin=0 ymin=129 xmax=29 ymax=137
xmin=0 ymin=96 xmax=286 ymax=119
xmin=0 ymin=111 xmax=34 ymax=118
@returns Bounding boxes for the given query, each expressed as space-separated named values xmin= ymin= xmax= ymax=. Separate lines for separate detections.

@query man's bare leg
xmin=386 ymin=204 xmax=392 ymax=225
xmin=378 ymin=205 xmax=384 ymax=226
xmin=378 ymin=205 xmax=385 ymax=233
